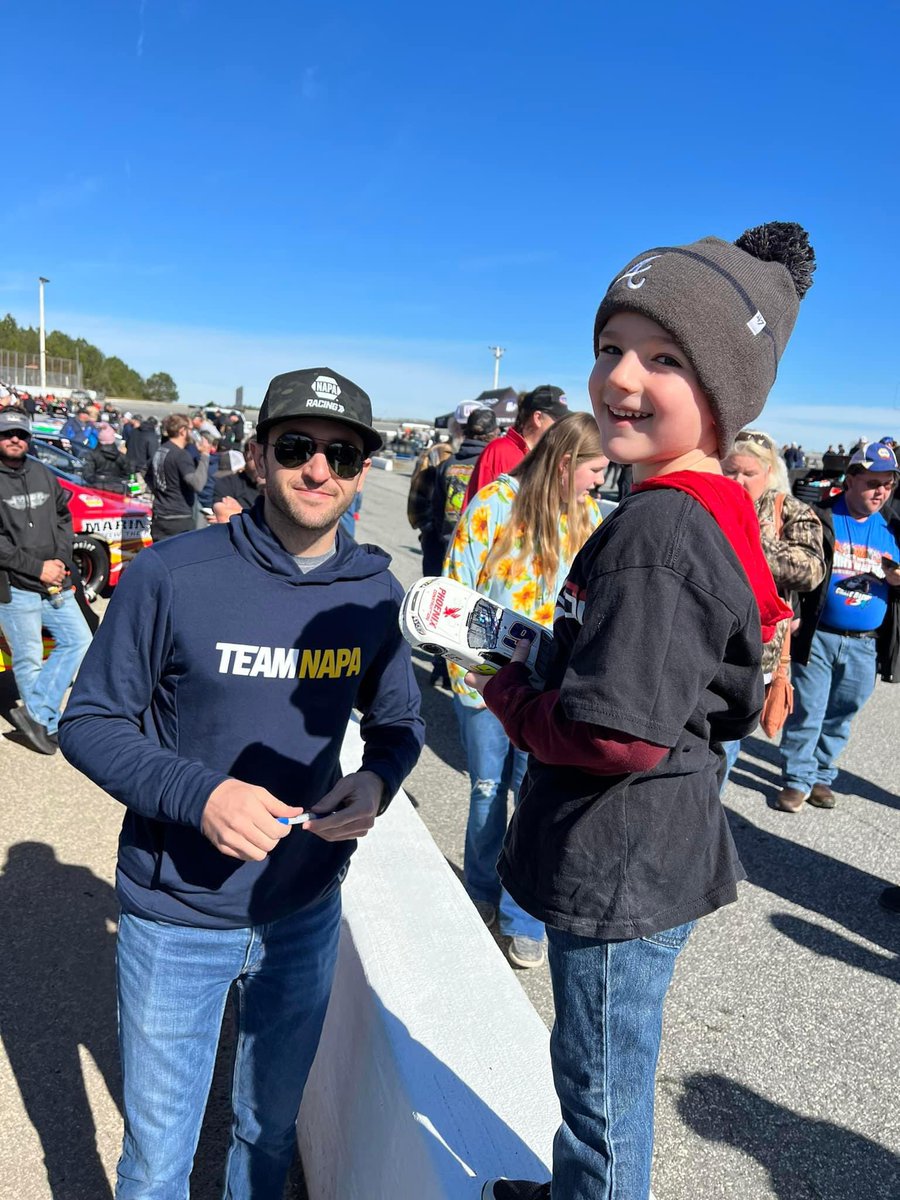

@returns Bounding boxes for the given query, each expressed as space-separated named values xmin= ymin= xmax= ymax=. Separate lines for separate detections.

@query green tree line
xmin=0 ymin=313 xmax=178 ymax=402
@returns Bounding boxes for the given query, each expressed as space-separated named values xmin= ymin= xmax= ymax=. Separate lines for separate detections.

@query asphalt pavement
xmin=1 ymin=463 xmax=897 ymax=1199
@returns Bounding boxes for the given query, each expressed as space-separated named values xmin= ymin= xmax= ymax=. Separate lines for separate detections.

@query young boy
xmin=471 ymin=224 xmax=815 ymax=1200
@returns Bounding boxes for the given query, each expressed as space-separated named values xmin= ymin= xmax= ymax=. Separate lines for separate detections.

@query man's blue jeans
xmin=454 ymin=701 xmax=544 ymax=941
xmin=0 ymin=587 xmax=92 ymax=733
xmin=115 ymin=889 xmax=342 ymax=1199
xmin=780 ymin=628 xmax=877 ymax=793
xmin=547 ymin=921 xmax=694 ymax=1200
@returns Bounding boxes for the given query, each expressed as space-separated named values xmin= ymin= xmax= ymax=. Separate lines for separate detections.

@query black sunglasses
xmin=268 ymin=432 xmax=365 ymax=479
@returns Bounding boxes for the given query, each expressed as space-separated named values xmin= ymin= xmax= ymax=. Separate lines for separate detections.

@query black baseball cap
xmin=0 ymin=408 xmax=32 ymax=436
xmin=519 ymin=385 xmax=569 ymax=420
xmin=256 ymin=368 xmax=383 ymax=455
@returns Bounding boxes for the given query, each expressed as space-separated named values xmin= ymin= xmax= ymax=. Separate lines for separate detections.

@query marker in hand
xmin=277 ymin=813 xmax=316 ymax=826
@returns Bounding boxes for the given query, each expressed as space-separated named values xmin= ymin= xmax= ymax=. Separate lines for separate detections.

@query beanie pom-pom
xmin=734 ymin=222 xmax=816 ymax=300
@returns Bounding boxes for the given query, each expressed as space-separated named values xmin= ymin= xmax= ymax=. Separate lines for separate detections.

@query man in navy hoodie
xmin=60 ymin=368 xmax=424 ymax=1198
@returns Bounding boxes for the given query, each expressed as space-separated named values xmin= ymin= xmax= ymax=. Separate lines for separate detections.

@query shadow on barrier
xmin=677 ymin=1071 xmax=900 ymax=1200
xmin=380 ymin=1003 xmax=551 ymax=1190
xmin=725 ymin=810 xmax=900 ymax=958
xmin=0 ymin=843 xmax=304 ymax=1199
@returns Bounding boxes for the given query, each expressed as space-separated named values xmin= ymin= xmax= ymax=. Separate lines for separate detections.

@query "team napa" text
xmin=215 ymin=641 xmax=362 ymax=679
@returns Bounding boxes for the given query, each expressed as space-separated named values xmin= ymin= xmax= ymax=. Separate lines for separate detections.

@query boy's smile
xmin=589 ymin=311 xmax=720 ymax=481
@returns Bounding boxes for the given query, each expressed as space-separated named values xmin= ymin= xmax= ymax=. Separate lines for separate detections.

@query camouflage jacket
xmin=756 ymin=490 xmax=825 ymax=675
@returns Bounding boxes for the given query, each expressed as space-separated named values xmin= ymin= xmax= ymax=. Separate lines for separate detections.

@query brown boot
xmin=808 ymin=783 xmax=836 ymax=809
xmin=776 ymin=786 xmax=807 ymax=812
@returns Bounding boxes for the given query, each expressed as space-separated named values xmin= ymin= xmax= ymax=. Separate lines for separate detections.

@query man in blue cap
xmin=778 ymin=441 xmax=900 ymax=811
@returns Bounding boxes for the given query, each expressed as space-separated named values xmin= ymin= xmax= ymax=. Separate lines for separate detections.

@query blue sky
xmin=3 ymin=1 xmax=899 ymax=447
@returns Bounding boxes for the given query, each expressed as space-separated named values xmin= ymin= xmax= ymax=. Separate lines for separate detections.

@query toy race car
xmin=400 ymin=576 xmax=553 ymax=681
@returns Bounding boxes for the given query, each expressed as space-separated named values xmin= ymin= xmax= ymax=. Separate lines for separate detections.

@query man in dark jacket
xmin=779 ymin=442 xmax=900 ymax=811
xmin=59 ymin=368 xmax=423 ymax=1196
xmin=60 ymin=407 xmax=98 ymax=451
xmin=432 ymin=407 xmax=498 ymax=557
xmin=147 ymin=413 xmax=213 ymax=541
xmin=82 ymin=424 xmax=132 ymax=492
xmin=0 ymin=409 xmax=92 ymax=754
xmin=126 ymin=415 xmax=160 ymax=477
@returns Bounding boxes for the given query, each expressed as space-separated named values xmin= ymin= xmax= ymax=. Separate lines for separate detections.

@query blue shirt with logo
xmin=819 ymin=496 xmax=900 ymax=631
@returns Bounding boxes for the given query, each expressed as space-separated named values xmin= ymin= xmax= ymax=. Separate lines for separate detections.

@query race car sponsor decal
xmin=81 ymin=515 xmax=150 ymax=540
xmin=215 ymin=641 xmax=362 ymax=680
xmin=77 ymin=493 xmax=105 ymax=508
xmin=425 ymin=584 xmax=447 ymax=629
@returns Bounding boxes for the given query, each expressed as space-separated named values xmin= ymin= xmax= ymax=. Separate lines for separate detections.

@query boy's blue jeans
xmin=0 ymin=587 xmax=92 ymax=733
xmin=454 ymin=701 xmax=544 ymax=941
xmin=780 ymin=628 xmax=877 ymax=793
xmin=547 ymin=920 xmax=694 ymax=1200
xmin=115 ymin=889 xmax=341 ymax=1199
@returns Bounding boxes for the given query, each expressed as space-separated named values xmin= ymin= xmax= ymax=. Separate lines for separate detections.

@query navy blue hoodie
xmin=60 ymin=502 xmax=424 ymax=928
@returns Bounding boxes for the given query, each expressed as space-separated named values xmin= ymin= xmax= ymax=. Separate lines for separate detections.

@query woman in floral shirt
xmin=444 ymin=412 xmax=606 ymax=968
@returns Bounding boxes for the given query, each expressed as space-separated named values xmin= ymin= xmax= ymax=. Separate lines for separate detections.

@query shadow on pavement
xmin=769 ymin=912 xmax=900 ymax=983
xmin=738 ymin=734 xmax=900 ymax=811
xmin=0 ymin=843 xmax=306 ymax=1198
xmin=410 ymin=655 xmax=467 ymax=776
xmin=0 ymin=842 xmax=121 ymax=1199
xmin=678 ymin=1071 xmax=900 ymax=1200
xmin=726 ymin=810 xmax=900 ymax=958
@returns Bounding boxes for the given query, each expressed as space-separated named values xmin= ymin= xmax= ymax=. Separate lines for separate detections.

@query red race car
xmin=0 ymin=466 xmax=151 ymax=673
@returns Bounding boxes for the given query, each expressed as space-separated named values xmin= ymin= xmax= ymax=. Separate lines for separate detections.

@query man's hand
xmin=201 ymin=778 xmax=304 ymax=861
xmin=39 ymin=559 xmax=67 ymax=587
xmin=212 ymin=496 xmax=243 ymax=523
xmin=306 ymin=771 xmax=385 ymax=842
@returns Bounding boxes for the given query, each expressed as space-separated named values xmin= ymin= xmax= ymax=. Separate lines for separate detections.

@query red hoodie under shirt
xmin=483 ymin=471 xmax=791 ymax=774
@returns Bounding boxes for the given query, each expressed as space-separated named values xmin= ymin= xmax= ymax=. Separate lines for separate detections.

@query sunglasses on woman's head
xmin=268 ymin=432 xmax=365 ymax=479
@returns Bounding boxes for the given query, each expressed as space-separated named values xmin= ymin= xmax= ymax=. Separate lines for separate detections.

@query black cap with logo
xmin=0 ymin=408 xmax=32 ymax=436
xmin=256 ymin=368 xmax=384 ymax=455
xmin=519 ymin=385 xmax=569 ymax=420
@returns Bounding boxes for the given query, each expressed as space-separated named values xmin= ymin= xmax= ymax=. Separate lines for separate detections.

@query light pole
xmin=38 ymin=276 xmax=50 ymax=394
xmin=488 ymin=345 xmax=505 ymax=390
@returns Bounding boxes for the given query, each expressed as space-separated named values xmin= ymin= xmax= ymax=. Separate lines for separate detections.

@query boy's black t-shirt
xmin=498 ymin=488 xmax=764 ymax=940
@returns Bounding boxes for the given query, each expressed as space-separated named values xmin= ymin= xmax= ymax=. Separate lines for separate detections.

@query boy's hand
xmin=464 ymin=632 xmax=534 ymax=692
xmin=884 ymin=565 xmax=900 ymax=588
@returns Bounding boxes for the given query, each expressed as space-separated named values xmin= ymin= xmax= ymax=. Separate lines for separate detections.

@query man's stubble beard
xmin=265 ymin=477 xmax=356 ymax=533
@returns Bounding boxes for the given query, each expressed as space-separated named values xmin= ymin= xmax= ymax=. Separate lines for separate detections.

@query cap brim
xmin=255 ymin=414 xmax=383 ymax=455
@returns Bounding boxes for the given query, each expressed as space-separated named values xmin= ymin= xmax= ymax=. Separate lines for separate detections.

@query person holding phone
xmin=778 ymin=441 xmax=900 ymax=810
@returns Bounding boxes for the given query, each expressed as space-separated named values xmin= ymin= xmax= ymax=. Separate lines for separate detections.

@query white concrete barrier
xmin=297 ymin=721 xmax=557 ymax=1199
xmin=370 ymin=456 xmax=394 ymax=471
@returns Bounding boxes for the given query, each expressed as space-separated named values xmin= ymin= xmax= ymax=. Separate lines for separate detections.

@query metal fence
xmin=0 ymin=348 xmax=83 ymax=390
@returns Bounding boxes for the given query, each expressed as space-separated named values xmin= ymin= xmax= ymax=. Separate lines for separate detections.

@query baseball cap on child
xmin=593 ymin=222 xmax=816 ymax=457
xmin=848 ymin=442 xmax=899 ymax=474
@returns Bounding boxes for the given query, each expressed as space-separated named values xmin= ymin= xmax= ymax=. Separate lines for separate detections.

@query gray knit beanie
xmin=592 ymin=222 xmax=816 ymax=457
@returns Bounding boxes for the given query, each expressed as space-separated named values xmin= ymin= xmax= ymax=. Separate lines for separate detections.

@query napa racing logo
xmin=308 ymin=375 xmax=345 ymax=413
xmin=81 ymin=515 xmax=150 ymax=540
